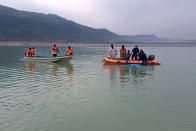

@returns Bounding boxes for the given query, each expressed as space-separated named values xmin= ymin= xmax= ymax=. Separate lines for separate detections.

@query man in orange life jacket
xmin=66 ymin=46 xmax=73 ymax=55
xmin=120 ymin=45 xmax=126 ymax=59
xmin=31 ymin=47 xmax=36 ymax=56
xmin=25 ymin=48 xmax=32 ymax=57
xmin=52 ymin=44 xmax=59 ymax=57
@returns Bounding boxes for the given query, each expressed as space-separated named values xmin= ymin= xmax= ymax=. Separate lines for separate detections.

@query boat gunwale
xmin=24 ymin=55 xmax=72 ymax=62
xmin=103 ymin=57 xmax=160 ymax=65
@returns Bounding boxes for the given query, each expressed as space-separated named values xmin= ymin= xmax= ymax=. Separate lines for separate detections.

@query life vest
xmin=25 ymin=50 xmax=30 ymax=57
xmin=31 ymin=49 xmax=35 ymax=56
xmin=66 ymin=48 xmax=73 ymax=55
xmin=120 ymin=48 xmax=126 ymax=58
xmin=29 ymin=50 xmax=33 ymax=56
xmin=52 ymin=47 xmax=58 ymax=54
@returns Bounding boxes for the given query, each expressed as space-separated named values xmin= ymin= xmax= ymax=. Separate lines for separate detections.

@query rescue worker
xmin=140 ymin=51 xmax=148 ymax=64
xmin=138 ymin=49 xmax=144 ymax=60
xmin=66 ymin=46 xmax=73 ymax=55
xmin=25 ymin=48 xmax=32 ymax=57
xmin=52 ymin=44 xmax=59 ymax=57
xmin=131 ymin=45 xmax=139 ymax=60
xmin=120 ymin=45 xmax=126 ymax=59
xmin=110 ymin=44 xmax=117 ymax=58
xmin=31 ymin=47 xmax=36 ymax=56
xmin=126 ymin=50 xmax=131 ymax=64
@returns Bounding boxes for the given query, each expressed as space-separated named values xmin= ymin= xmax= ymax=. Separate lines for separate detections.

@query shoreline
xmin=0 ymin=41 xmax=196 ymax=47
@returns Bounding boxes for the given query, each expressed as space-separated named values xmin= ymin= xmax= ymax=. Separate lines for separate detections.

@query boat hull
xmin=24 ymin=56 xmax=72 ymax=62
xmin=103 ymin=57 xmax=160 ymax=65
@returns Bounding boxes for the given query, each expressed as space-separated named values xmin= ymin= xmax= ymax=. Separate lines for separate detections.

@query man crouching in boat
xmin=139 ymin=50 xmax=148 ymax=65
xmin=25 ymin=48 xmax=32 ymax=57
xmin=52 ymin=44 xmax=59 ymax=57
xmin=25 ymin=47 xmax=36 ymax=57
xmin=31 ymin=47 xmax=36 ymax=56
xmin=66 ymin=46 xmax=73 ymax=55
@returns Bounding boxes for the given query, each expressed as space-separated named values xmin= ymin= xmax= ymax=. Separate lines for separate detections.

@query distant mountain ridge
xmin=0 ymin=4 xmax=176 ymax=43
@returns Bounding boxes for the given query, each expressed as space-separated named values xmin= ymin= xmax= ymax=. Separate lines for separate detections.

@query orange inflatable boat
xmin=103 ymin=57 xmax=160 ymax=65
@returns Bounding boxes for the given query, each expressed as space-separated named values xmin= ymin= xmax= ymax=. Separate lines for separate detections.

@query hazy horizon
xmin=1 ymin=0 xmax=196 ymax=40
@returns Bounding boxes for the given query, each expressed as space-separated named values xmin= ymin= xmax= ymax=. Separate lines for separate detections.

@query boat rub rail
xmin=103 ymin=57 xmax=160 ymax=65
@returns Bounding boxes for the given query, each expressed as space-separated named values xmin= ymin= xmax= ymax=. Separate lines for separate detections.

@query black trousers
xmin=126 ymin=57 xmax=130 ymax=64
xmin=132 ymin=54 xmax=137 ymax=60
xmin=53 ymin=54 xmax=57 ymax=57
xmin=142 ymin=59 xmax=148 ymax=65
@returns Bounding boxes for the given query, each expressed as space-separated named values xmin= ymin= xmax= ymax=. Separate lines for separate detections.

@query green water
xmin=0 ymin=46 xmax=196 ymax=131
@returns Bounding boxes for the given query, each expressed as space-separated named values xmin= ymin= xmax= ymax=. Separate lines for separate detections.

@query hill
xmin=0 ymin=5 xmax=172 ymax=43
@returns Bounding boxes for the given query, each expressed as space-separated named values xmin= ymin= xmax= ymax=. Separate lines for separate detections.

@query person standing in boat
xmin=120 ymin=45 xmax=126 ymax=59
xmin=126 ymin=50 xmax=131 ymax=64
xmin=131 ymin=45 xmax=139 ymax=60
xmin=110 ymin=44 xmax=117 ymax=58
xmin=52 ymin=44 xmax=59 ymax=57
xmin=66 ymin=46 xmax=73 ymax=55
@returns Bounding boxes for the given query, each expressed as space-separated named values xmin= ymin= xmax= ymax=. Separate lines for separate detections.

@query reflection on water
xmin=129 ymin=65 xmax=154 ymax=87
xmin=25 ymin=61 xmax=73 ymax=77
xmin=51 ymin=62 xmax=74 ymax=78
xmin=52 ymin=64 xmax=58 ymax=77
xmin=24 ymin=61 xmax=74 ymax=88
xmin=25 ymin=62 xmax=36 ymax=75
xmin=1 ymin=46 xmax=196 ymax=131
xmin=103 ymin=64 xmax=154 ymax=88
xmin=55 ymin=62 xmax=73 ymax=77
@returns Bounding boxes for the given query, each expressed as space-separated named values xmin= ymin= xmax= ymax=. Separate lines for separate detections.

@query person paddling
xmin=66 ymin=46 xmax=73 ymax=55
xmin=52 ymin=44 xmax=59 ymax=57
xmin=110 ymin=44 xmax=117 ymax=58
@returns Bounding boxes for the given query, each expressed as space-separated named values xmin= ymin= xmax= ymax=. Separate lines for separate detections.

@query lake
xmin=0 ymin=46 xmax=196 ymax=131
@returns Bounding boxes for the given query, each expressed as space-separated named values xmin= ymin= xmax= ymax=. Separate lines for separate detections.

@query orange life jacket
xmin=120 ymin=48 xmax=126 ymax=58
xmin=31 ymin=49 xmax=35 ymax=56
xmin=26 ymin=50 xmax=30 ymax=57
xmin=66 ymin=48 xmax=73 ymax=55
xmin=29 ymin=50 xmax=33 ymax=56
xmin=52 ymin=47 xmax=58 ymax=54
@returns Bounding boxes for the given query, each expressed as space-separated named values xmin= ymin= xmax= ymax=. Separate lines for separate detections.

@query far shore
xmin=0 ymin=41 xmax=196 ymax=47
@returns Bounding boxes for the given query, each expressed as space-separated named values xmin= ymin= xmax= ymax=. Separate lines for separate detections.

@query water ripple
xmin=2 ymin=47 xmax=194 ymax=131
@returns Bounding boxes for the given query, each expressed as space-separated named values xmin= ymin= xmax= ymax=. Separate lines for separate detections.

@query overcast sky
xmin=1 ymin=0 xmax=196 ymax=39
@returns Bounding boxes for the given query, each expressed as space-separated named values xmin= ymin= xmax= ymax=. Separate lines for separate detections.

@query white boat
xmin=24 ymin=56 xmax=72 ymax=62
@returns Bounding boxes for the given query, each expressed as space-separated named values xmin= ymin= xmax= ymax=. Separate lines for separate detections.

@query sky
xmin=0 ymin=0 xmax=196 ymax=39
